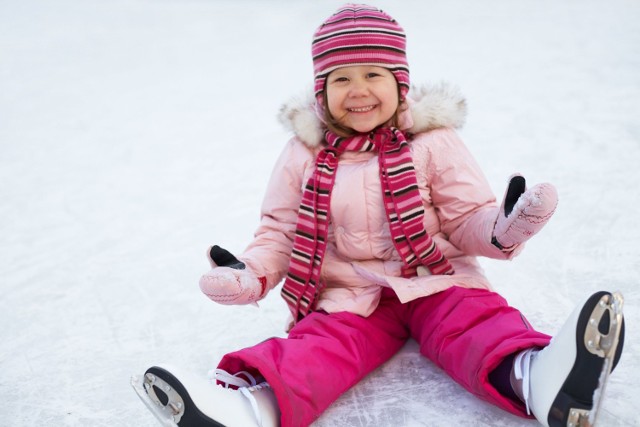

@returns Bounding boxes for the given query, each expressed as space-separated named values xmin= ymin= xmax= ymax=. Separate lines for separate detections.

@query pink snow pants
xmin=218 ymin=286 xmax=551 ymax=427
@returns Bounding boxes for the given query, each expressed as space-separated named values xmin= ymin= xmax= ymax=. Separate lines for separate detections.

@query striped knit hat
xmin=312 ymin=4 xmax=410 ymax=104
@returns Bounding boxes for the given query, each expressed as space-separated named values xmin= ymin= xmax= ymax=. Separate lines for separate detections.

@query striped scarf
xmin=281 ymin=127 xmax=454 ymax=322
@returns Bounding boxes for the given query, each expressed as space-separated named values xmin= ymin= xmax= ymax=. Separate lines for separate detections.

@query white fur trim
xmin=277 ymin=89 xmax=324 ymax=148
xmin=407 ymin=82 xmax=467 ymax=133
xmin=278 ymin=82 xmax=467 ymax=148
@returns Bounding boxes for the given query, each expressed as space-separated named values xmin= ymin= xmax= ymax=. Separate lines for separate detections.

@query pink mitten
xmin=492 ymin=174 xmax=558 ymax=250
xmin=199 ymin=245 xmax=267 ymax=305
xmin=199 ymin=267 xmax=267 ymax=305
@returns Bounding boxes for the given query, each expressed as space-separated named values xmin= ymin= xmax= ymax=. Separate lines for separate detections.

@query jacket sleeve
xmin=422 ymin=128 xmax=522 ymax=260
xmin=238 ymin=137 xmax=314 ymax=291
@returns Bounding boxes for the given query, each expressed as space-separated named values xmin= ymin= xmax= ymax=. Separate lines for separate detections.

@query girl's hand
xmin=198 ymin=245 xmax=267 ymax=306
xmin=199 ymin=267 xmax=267 ymax=306
xmin=492 ymin=174 xmax=558 ymax=251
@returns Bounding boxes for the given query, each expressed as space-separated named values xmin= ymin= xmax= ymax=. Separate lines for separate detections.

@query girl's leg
xmin=406 ymin=286 xmax=551 ymax=417
xmin=218 ymin=289 xmax=409 ymax=427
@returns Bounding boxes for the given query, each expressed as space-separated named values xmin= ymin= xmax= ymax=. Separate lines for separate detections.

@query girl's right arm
xmin=239 ymin=138 xmax=313 ymax=290
xmin=200 ymin=138 xmax=313 ymax=305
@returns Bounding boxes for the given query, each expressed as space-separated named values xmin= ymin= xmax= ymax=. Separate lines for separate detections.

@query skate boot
xmin=131 ymin=365 xmax=280 ymax=427
xmin=512 ymin=291 xmax=625 ymax=427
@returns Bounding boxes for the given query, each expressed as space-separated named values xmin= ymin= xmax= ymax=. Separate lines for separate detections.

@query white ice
xmin=1 ymin=0 xmax=639 ymax=426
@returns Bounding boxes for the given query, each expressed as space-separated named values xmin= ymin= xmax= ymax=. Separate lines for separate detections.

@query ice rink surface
xmin=1 ymin=0 xmax=639 ymax=425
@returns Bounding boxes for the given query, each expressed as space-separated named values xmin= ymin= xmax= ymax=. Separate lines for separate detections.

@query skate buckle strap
xmin=514 ymin=348 xmax=538 ymax=415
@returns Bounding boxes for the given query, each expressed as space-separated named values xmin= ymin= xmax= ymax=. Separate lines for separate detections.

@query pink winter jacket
xmin=238 ymin=84 xmax=522 ymax=318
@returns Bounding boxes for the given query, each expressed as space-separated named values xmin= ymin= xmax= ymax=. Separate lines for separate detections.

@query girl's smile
xmin=346 ymin=105 xmax=377 ymax=113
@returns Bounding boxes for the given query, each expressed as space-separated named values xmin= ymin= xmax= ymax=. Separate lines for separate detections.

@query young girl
xmin=133 ymin=4 xmax=625 ymax=427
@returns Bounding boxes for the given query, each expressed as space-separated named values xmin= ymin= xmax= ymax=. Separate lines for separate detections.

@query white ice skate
xmin=513 ymin=291 xmax=625 ymax=427
xmin=131 ymin=365 xmax=280 ymax=427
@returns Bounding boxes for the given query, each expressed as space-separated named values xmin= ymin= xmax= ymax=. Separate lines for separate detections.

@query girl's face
xmin=326 ymin=65 xmax=399 ymax=134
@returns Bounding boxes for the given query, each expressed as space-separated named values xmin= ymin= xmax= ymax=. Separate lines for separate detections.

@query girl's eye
xmin=366 ymin=72 xmax=381 ymax=78
xmin=332 ymin=76 xmax=349 ymax=83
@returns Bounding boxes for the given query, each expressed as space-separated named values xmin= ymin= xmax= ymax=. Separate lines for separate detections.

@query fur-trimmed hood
xmin=278 ymin=82 xmax=467 ymax=148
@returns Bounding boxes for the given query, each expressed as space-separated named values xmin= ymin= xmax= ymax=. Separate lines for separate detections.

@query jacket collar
xmin=278 ymin=82 xmax=467 ymax=148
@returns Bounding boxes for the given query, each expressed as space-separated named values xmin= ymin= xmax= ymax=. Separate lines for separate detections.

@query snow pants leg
xmin=217 ymin=290 xmax=410 ymax=427
xmin=218 ymin=286 xmax=552 ymax=426
xmin=406 ymin=286 xmax=551 ymax=416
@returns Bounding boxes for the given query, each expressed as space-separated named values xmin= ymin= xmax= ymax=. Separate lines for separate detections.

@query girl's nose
xmin=349 ymin=79 xmax=369 ymax=97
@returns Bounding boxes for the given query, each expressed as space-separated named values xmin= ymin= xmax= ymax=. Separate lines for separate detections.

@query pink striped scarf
xmin=281 ymin=127 xmax=454 ymax=322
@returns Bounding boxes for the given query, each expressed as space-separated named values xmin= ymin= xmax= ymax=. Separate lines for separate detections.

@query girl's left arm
xmin=423 ymin=129 xmax=522 ymax=260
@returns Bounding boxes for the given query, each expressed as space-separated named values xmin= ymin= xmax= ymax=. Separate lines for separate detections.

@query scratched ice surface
xmin=1 ymin=1 xmax=639 ymax=426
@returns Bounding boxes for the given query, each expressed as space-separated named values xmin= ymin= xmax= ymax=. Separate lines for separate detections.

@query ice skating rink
xmin=1 ymin=1 xmax=639 ymax=425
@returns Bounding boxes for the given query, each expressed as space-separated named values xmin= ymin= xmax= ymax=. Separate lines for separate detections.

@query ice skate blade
xmin=550 ymin=291 xmax=625 ymax=427
xmin=144 ymin=372 xmax=186 ymax=423
xmin=566 ymin=408 xmax=590 ymax=427
xmin=134 ymin=366 xmax=227 ymax=427
xmin=584 ymin=292 xmax=624 ymax=427
xmin=131 ymin=375 xmax=179 ymax=427
xmin=584 ymin=292 xmax=624 ymax=359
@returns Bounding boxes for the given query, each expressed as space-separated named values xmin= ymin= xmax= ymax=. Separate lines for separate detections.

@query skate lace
xmin=208 ymin=368 xmax=258 ymax=388
xmin=240 ymin=383 xmax=272 ymax=427
xmin=513 ymin=348 xmax=537 ymax=415
xmin=208 ymin=369 xmax=272 ymax=427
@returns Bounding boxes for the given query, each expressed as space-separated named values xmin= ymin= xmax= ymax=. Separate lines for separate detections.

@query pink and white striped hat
xmin=312 ymin=4 xmax=410 ymax=103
